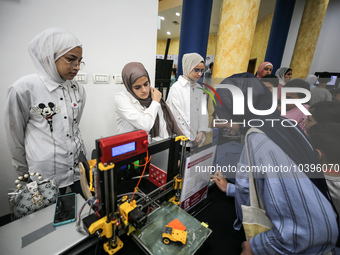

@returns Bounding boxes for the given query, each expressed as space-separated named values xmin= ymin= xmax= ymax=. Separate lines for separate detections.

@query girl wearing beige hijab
xmin=166 ymin=53 xmax=211 ymax=148
xmin=114 ymin=62 xmax=182 ymax=141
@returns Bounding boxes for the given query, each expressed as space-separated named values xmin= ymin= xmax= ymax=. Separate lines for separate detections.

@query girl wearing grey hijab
xmin=114 ymin=62 xmax=182 ymax=139
xmin=166 ymin=53 xmax=211 ymax=148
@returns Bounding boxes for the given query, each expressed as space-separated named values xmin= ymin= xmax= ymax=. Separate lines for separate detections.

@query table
xmin=0 ymin=194 xmax=90 ymax=255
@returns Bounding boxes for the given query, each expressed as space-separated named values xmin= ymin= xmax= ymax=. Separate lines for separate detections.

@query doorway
xmin=247 ymin=58 xmax=257 ymax=75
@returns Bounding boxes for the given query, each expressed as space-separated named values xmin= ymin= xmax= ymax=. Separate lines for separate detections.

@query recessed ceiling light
xmin=167 ymin=31 xmax=171 ymax=35
xmin=175 ymin=12 xmax=180 ymax=16
xmin=160 ymin=16 xmax=165 ymax=20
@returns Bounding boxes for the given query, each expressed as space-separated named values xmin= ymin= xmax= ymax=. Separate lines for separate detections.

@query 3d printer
xmin=79 ymin=130 xmax=211 ymax=254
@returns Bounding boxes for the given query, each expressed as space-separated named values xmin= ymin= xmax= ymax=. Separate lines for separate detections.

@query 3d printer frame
xmin=82 ymin=130 xmax=183 ymax=254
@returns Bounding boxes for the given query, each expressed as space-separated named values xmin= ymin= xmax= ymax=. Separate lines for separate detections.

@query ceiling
xmin=157 ymin=0 xmax=277 ymax=40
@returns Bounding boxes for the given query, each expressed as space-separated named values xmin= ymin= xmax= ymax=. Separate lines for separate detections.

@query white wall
xmin=280 ymin=0 xmax=306 ymax=68
xmin=309 ymin=0 xmax=340 ymax=74
xmin=0 ymin=0 xmax=158 ymax=217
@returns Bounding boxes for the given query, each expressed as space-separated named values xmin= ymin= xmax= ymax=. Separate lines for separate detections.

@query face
xmin=189 ymin=62 xmax=205 ymax=82
xmin=263 ymin=82 xmax=274 ymax=93
xmin=132 ymin=76 xmax=150 ymax=99
xmin=261 ymin=65 xmax=272 ymax=77
xmin=55 ymin=47 xmax=83 ymax=80
xmin=284 ymin=70 xmax=292 ymax=83
xmin=304 ymin=114 xmax=317 ymax=131
xmin=284 ymin=92 xmax=300 ymax=111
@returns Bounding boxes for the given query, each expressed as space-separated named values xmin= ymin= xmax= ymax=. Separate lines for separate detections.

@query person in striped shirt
xmin=212 ymin=72 xmax=339 ymax=254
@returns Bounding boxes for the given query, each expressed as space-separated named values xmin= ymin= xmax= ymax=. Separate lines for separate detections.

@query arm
xmin=194 ymin=89 xmax=211 ymax=143
xmin=194 ymin=131 xmax=205 ymax=144
xmin=246 ymin=133 xmax=338 ymax=254
xmin=76 ymin=82 xmax=87 ymax=154
xmin=241 ymin=241 xmax=254 ymax=255
xmin=250 ymin=175 xmax=337 ymax=254
xmin=214 ymin=176 xmax=237 ymax=198
xmin=4 ymin=86 xmax=31 ymax=175
xmin=77 ymin=82 xmax=86 ymax=121
xmin=211 ymin=171 xmax=229 ymax=193
xmin=212 ymin=151 xmax=249 ymax=198
xmin=197 ymin=91 xmax=211 ymax=134
xmin=195 ymin=118 xmax=212 ymax=144
xmin=166 ymin=86 xmax=191 ymax=138
xmin=115 ymin=92 xmax=161 ymax=132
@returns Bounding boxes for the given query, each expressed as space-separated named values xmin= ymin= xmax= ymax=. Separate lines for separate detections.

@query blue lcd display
xmin=112 ymin=142 xmax=136 ymax=157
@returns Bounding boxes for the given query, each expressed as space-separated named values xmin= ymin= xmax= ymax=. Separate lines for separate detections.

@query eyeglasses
xmin=61 ymin=58 xmax=85 ymax=70
xmin=192 ymin=67 xmax=208 ymax=74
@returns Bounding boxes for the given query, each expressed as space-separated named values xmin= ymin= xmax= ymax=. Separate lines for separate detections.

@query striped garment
xmin=226 ymin=132 xmax=339 ymax=254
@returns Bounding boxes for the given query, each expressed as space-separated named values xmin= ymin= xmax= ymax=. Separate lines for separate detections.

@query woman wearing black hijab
xmin=114 ymin=62 xmax=182 ymax=141
xmin=212 ymin=72 xmax=339 ymax=254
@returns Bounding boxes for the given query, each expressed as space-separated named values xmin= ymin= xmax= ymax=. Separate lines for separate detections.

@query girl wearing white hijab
xmin=166 ymin=53 xmax=211 ymax=148
xmin=4 ymin=28 xmax=86 ymax=195
xmin=275 ymin=67 xmax=292 ymax=100
xmin=306 ymin=74 xmax=318 ymax=89
xmin=276 ymin=67 xmax=292 ymax=86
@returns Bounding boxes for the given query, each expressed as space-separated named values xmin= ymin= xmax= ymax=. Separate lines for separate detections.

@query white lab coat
xmin=114 ymin=91 xmax=169 ymax=140
xmin=166 ymin=75 xmax=211 ymax=147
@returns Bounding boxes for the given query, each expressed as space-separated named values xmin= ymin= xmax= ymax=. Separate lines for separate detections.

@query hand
xmin=211 ymin=171 xmax=228 ymax=193
xmin=241 ymin=241 xmax=254 ymax=255
xmin=151 ymin=87 xmax=162 ymax=103
xmin=194 ymin=131 xmax=204 ymax=144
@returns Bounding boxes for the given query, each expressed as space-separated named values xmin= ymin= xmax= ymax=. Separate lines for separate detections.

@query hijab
xmin=28 ymin=27 xmax=82 ymax=84
xmin=214 ymin=72 xmax=333 ymax=208
xmin=122 ymin=62 xmax=152 ymax=107
xmin=256 ymin=62 xmax=273 ymax=78
xmin=121 ymin=62 xmax=182 ymax=138
xmin=275 ymin=67 xmax=292 ymax=86
xmin=305 ymin=74 xmax=318 ymax=85
xmin=182 ymin=53 xmax=204 ymax=85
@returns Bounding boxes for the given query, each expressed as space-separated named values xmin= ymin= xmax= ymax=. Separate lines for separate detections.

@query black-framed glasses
xmin=61 ymin=58 xmax=85 ymax=70
xmin=192 ymin=67 xmax=208 ymax=74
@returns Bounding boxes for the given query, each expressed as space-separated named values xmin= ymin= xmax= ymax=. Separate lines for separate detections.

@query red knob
xmin=143 ymin=140 xmax=148 ymax=147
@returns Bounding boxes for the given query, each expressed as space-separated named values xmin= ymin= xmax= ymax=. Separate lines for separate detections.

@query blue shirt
xmin=227 ymin=132 xmax=338 ymax=254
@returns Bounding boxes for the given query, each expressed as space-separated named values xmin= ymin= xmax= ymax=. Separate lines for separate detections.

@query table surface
xmin=0 ymin=194 xmax=90 ymax=255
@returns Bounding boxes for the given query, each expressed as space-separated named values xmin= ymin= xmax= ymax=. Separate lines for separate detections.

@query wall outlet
xmin=93 ymin=74 xmax=110 ymax=84
xmin=113 ymin=74 xmax=123 ymax=84
xmin=75 ymin=73 xmax=87 ymax=83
